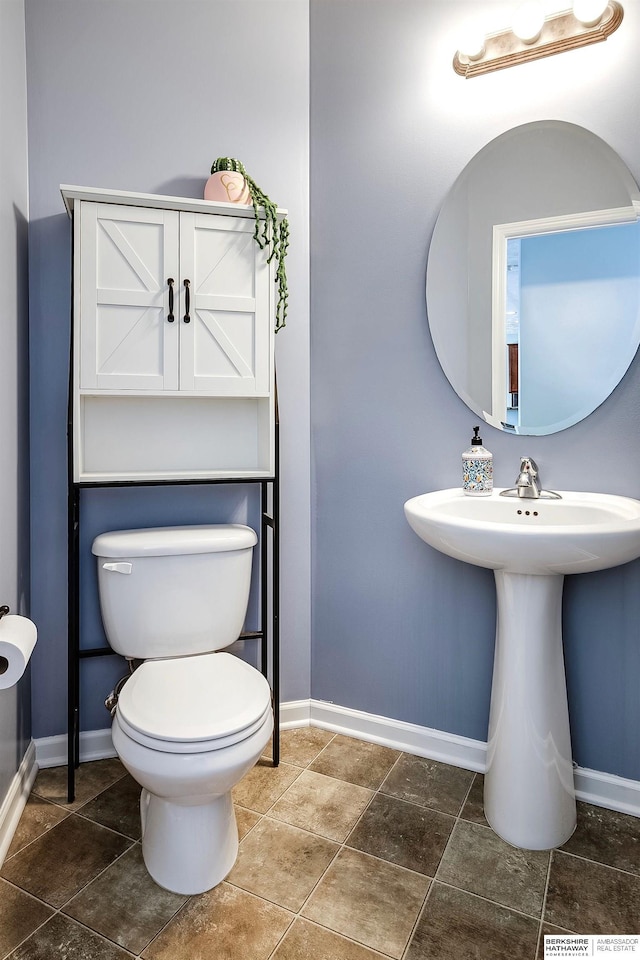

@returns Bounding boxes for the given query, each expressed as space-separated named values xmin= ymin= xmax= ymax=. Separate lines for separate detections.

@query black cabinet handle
xmin=183 ymin=279 xmax=191 ymax=323
xmin=167 ymin=278 xmax=174 ymax=322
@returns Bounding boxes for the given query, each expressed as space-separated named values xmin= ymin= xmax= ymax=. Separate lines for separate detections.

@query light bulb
xmin=572 ymin=0 xmax=608 ymax=25
xmin=457 ymin=27 xmax=486 ymax=61
xmin=512 ymin=2 xmax=545 ymax=43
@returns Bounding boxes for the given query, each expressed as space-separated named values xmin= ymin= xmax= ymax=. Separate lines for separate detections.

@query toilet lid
xmin=116 ymin=652 xmax=272 ymax=751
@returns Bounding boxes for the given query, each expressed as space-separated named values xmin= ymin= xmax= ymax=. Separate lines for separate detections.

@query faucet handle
xmin=520 ymin=456 xmax=538 ymax=476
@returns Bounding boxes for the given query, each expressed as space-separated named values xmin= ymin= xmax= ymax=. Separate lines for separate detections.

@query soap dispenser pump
xmin=462 ymin=426 xmax=493 ymax=497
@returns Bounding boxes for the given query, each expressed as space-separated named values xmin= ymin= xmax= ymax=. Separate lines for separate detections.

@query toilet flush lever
xmin=102 ymin=562 xmax=133 ymax=575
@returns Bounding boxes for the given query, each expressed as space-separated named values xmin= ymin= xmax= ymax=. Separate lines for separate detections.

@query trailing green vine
xmin=211 ymin=158 xmax=289 ymax=332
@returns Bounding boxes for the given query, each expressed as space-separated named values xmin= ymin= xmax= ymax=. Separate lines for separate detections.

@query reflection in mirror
xmin=427 ymin=121 xmax=640 ymax=435
xmin=493 ymin=214 xmax=640 ymax=434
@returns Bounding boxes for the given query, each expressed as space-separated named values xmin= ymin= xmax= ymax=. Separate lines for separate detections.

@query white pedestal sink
xmin=404 ymin=488 xmax=640 ymax=850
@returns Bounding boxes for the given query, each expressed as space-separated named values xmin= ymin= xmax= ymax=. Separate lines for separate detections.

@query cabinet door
xmin=178 ymin=213 xmax=271 ymax=395
xmin=79 ymin=203 xmax=179 ymax=390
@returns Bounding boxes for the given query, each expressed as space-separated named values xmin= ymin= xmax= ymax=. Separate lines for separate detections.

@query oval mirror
xmin=426 ymin=120 xmax=640 ymax=435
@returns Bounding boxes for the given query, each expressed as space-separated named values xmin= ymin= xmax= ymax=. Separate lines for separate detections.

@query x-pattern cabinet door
xmin=79 ymin=202 xmax=179 ymax=391
xmin=178 ymin=213 xmax=272 ymax=396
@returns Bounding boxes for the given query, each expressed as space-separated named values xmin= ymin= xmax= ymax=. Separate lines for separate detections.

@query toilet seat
xmin=116 ymin=652 xmax=272 ymax=754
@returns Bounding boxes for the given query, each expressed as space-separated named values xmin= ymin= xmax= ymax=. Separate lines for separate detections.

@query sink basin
xmin=404 ymin=488 xmax=640 ymax=576
xmin=404 ymin=487 xmax=640 ymax=851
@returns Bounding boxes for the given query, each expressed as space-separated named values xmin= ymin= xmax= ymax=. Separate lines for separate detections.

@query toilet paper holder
xmin=0 ymin=605 xmax=9 ymax=621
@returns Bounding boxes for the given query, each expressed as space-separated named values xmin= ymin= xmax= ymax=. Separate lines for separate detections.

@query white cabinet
xmin=62 ymin=186 xmax=281 ymax=482
xmin=78 ymin=203 xmax=270 ymax=396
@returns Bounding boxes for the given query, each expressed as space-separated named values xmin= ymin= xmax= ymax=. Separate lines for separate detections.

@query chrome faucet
xmin=516 ymin=456 xmax=541 ymax=499
xmin=500 ymin=457 xmax=562 ymax=500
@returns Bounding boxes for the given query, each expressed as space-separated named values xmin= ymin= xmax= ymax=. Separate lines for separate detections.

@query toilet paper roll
xmin=0 ymin=615 xmax=37 ymax=689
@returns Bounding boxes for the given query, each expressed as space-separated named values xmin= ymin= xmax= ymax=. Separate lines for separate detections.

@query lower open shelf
xmin=75 ymin=394 xmax=274 ymax=482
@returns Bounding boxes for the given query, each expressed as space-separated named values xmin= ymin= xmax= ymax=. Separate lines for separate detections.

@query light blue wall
xmin=310 ymin=0 xmax=640 ymax=780
xmin=26 ymin=0 xmax=310 ymax=738
xmin=0 ymin=0 xmax=31 ymax=802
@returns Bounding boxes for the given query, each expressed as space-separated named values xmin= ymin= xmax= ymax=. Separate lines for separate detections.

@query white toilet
xmin=91 ymin=524 xmax=273 ymax=896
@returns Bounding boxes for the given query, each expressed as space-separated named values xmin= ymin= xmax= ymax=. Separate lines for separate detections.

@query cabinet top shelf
xmin=60 ymin=184 xmax=287 ymax=220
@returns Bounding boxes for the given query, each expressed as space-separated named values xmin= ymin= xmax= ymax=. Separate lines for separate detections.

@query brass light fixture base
xmin=453 ymin=2 xmax=623 ymax=78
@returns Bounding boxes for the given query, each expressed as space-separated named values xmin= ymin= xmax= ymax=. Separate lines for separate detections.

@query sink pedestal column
xmin=484 ymin=570 xmax=576 ymax=850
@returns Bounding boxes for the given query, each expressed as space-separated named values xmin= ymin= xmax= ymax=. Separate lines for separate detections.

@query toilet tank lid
xmin=92 ymin=524 xmax=257 ymax=558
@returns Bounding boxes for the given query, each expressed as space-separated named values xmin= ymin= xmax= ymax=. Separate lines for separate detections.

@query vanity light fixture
xmin=453 ymin=1 xmax=623 ymax=78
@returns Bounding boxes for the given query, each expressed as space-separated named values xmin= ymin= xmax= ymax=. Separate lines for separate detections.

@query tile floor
xmin=1 ymin=728 xmax=640 ymax=959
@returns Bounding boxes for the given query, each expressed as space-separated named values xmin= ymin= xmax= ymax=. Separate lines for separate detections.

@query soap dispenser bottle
xmin=462 ymin=426 xmax=493 ymax=497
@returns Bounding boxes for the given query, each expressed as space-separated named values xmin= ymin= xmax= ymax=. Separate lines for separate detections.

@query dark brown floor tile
xmin=12 ymin=750 xmax=640 ymax=960
xmin=232 ymin=758 xmax=301 ymax=813
xmin=381 ymin=754 xmax=475 ymax=817
xmin=302 ymin=847 xmax=429 ymax=959
xmin=228 ymin=816 xmax=339 ymax=911
xmin=63 ymin=844 xmax=188 ymax=954
xmin=545 ymin=851 xmax=640 ymax=934
xmin=309 ymin=734 xmax=400 ymax=790
xmin=5 ymin=794 xmax=69 ymax=859
xmin=31 ymin=759 xmax=126 ymax=811
xmin=347 ymin=792 xmax=454 ymax=876
xmin=142 ymin=881 xmax=292 ymax=960
xmin=236 ymin=804 xmax=261 ymax=839
xmin=437 ymin=820 xmax=549 ymax=918
xmin=1 ymin=813 xmax=132 ymax=908
xmin=9 ymin=913 xmax=131 ymax=960
xmin=559 ymin=802 xmax=640 ymax=875
xmin=77 ymin=773 xmax=141 ymax=840
xmin=460 ymin=773 xmax=489 ymax=826
xmin=270 ymin=769 xmax=373 ymax=841
xmin=278 ymin=727 xmax=335 ymax=767
xmin=0 ymin=878 xmax=53 ymax=958
xmin=272 ymin=917 xmax=387 ymax=959
xmin=406 ymin=882 xmax=539 ymax=960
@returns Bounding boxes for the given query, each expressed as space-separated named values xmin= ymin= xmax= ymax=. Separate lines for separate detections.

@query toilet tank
xmin=92 ymin=525 xmax=258 ymax=660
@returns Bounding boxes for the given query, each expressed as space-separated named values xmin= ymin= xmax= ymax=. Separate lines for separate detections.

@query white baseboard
xmin=573 ymin=765 xmax=640 ymax=818
xmin=0 ymin=740 xmax=38 ymax=868
xmin=35 ymin=728 xmax=116 ymax=769
xmin=281 ymin=699 xmax=487 ymax=772
xmin=33 ymin=700 xmax=640 ymax=820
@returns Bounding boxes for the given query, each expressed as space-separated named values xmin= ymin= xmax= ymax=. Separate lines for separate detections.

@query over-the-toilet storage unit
xmin=62 ymin=185 xmax=282 ymax=800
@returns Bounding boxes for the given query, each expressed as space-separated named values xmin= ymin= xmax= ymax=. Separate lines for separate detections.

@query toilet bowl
xmin=92 ymin=524 xmax=272 ymax=895
xmin=113 ymin=652 xmax=272 ymax=894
